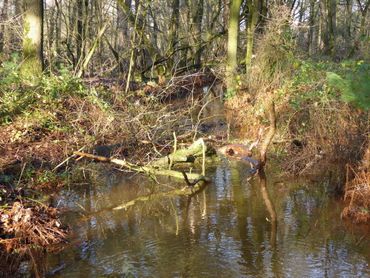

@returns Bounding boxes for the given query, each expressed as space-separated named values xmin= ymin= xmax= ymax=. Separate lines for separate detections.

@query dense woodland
xmin=0 ymin=0 xmax=369 ymax=276
xmin=0 ymin=0 xmax=369 ymax=81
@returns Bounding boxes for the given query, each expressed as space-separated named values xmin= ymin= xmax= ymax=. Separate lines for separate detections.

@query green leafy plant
xmin=0 ymin=53 xmax=21 ymax=86
xmin=327 ymin=63 xmax=370 ymax=110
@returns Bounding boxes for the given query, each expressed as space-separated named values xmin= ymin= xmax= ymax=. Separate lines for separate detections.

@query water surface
xmin=48 ymin=161 xmax=370 ymax=277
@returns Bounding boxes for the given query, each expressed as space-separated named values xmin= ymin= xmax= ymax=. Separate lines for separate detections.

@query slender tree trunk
xmin=12 ymin=0 xmax=22 ymax=48
xmin=359 ymin=11 xmax=368 ymax=37
xmin=322 ymin=0 xmax=337 ymax=56
xmin=67 ymin=1 xmax=76 ymax=67
xmin=55 ymin=0 xmax=61 ymax=68
xmin=194 ymin=0 xmax=204 ymax=66
xmin=169 ymin=0 xmax=180 ymax=50
xmin=46 ymin=6 xmax=55 ymax=70
xmin=115 ymin=0 xmax=131 ymax=74
xmin=124 ymin=0 xmax=132 ymax=37
xmin=245 ymin=0 xmax=258 ymax=72
xmin=226 ymin=0 xmax=242 ymax=96
xmin=75 ymin=0 xmax=89 ymax=76
xmin=326 ymin=0 xmax=337 ymax=55
xmin=258 ymin=0 xmax=268 ymax=32
xmin=319 ymin=0 xmax=329 ymax=53
xmin=0 ymin=0 xmax=9 ymax=54
xmin=167 ymin=0 xmax=180 ymax=71
xmin=222 ymin=0 xmax=229 ymax=53
xmin=83 ymin=0 xmax=89 ymax=61
xmin=223 ymin=0 xmax=229 ymax=31
xmin=357 ymin=0 xmax=370 ymax=38
xmin=308 ymin=0 xmax=315 ymax=55
xmin=76 ymin=0 xmax=83 ymax=65
xmin=21 ymin=0 xmax=44 ymax=82
xmin=344 ymin=0 xmax=353 ymax=54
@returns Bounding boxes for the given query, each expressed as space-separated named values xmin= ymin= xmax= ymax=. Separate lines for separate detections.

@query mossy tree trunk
xmin=21 ymin=0 xmax=44 ymax=82
xmin=226 ymin=0 xmax=242 ymax=97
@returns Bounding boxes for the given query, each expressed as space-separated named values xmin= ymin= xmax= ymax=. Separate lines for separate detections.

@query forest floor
xmin=0 ymin=59 xmax=369 ymax=274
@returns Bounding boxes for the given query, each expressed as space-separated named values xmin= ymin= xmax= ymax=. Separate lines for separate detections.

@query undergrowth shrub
xmin=0 ymin=64 xmax=87 ymax=125
xmin=247 ymin=5 xmax=296 ymax=92
xmin=228 ymin=43 xmax=369 ymax=176
xmin=226 ymin=5 xmax=297 ymax=142
xmin=278 ymin=60 xmax=369 ymax=174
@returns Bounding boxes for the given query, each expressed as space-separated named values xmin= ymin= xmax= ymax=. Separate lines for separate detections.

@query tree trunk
xmin=11 ymin=0 xmax=22 ymax=48
xmin=76 ymin=0 xmax=83 ymax=66
xmin=326 ymin=0 xmax=337 ymax=55
xmin=21 ymin=0 xmax=44 ymax=82
xmin=167 ymin=0 xmax=180 ymax=71
xmin=322 ymin=0 xmax=337 ymax=56
xmin=319 ymin=0 xmax=329 ymax=53
xmin=344 ymin=0 xmax=353 ymax=52
xmin=245 ymin=0 xmax=258 ymax=72
xmin=54 ymin=0 xmax=62 ymax=69
xmin=226 ymin=0 xmax=242 ymax=96
xmin=67 ymin=0 xmax=76 ymax=67
xmin=0 ymin=0 xmax=9 ymax=54
xmin=169 ymin=0 xmax=180 ymax=50
xmin=75 ymin=0 xmax=89 ymax=76
xmin=357 ymin=0 xmax=370 ymax=38
xmin=194 ymin=0 xmax=204 ymax=66
xmin=308 ymin=0 xmax=315 ymax=55
xmin=222 ymin=0 xmax=229 ymax=31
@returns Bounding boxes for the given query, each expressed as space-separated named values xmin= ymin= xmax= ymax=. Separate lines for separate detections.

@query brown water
xmin=47 ymin=160 xmax=370 ymax=277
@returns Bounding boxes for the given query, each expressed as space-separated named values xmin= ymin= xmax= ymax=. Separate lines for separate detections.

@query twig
xmin=17 ymin=162 xmax=27 ymax=187
xmin=53 ymin=146 xmax=85 ymax=172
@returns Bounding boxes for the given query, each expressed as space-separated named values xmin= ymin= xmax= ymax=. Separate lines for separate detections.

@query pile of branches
xmin=142 ymin=70 xmax=220 ymax=102
xmin=0 ymin=201 xmax=68 ymax=253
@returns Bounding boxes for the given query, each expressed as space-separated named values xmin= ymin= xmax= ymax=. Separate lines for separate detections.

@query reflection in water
xmin=258 ymin=169 xmax=277 ymax=248
xmin=47 ymin=164 xmax=370 ymax=277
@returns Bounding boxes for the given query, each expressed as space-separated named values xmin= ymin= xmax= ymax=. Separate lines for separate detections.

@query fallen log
xmin=149 ymin=138 xmax=207 ymax=168
xmin=73 ymin=151 xmax=209 ymax=183
xmin=73 ymin=138 xmax=210 ymax=183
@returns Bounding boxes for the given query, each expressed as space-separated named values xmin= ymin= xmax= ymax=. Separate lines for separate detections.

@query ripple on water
xmin=47 ymin=166 xmax=370 ymax=277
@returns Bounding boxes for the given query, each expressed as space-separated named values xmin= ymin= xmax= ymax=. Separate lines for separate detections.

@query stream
xmin=46 ymin=159 xmax=370 ymax=277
